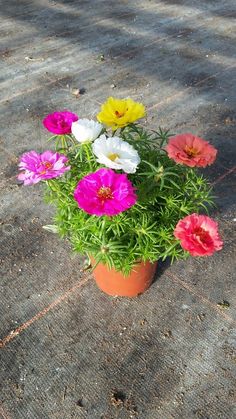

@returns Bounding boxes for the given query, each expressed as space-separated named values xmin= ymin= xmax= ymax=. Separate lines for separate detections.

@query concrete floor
xmin=0 ymin=1 xmax=236 ymax=418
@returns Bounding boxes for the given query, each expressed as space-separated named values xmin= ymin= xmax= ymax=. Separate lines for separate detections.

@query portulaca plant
xmin=18 ymin=97 xmax=223 ymax=275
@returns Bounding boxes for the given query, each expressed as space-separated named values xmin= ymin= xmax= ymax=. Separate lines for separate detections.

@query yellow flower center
xmin=107 ymin=153 xmax=120 ymax=161
xmin=185 ymin=146 xmax=199 ymax=157
xmin=97 ymin=186 xmax=113 ymax=200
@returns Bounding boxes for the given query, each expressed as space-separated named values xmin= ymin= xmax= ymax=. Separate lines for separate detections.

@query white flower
xmin=72 ymin=119 xmax=102 ymax=143
xmin=92 ymin=135 xmax=140 ymax=173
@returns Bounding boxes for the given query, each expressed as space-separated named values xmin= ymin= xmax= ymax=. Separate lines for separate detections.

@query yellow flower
xmin=97 ymin=97 xmax=146 ymax=130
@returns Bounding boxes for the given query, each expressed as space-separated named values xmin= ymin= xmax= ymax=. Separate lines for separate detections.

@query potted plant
xmin=18 ymin=97 xmax=223 ymax=297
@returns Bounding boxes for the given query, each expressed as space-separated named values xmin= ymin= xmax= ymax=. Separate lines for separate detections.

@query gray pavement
xmin=0 ymin=1 xmax=236 ymax=418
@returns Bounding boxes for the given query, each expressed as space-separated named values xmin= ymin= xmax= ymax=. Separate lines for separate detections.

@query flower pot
xmin=91 ymin=259 xmax=158 ymax=297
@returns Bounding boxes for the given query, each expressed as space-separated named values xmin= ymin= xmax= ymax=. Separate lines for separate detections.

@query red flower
xmin=174 ymin=213 xmax=223 ymax=256
xmin=166 ymin=133 xmax=217 ymax=167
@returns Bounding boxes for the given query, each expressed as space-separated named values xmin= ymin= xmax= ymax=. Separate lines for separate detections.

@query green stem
xmin=67 ymin=134 xmax=76 ymax=145
xmin=84 ymin=143 xmax=93 ymax=171
xmin=46 ymin=180 xmax=69 ymax=200
xmin=112 ymin=128 xmax=119 ymax=136
xmin=46 ymin=135 xmax=57 ymax=142
xmin=61 ymin=135 xmax=67 ymax=150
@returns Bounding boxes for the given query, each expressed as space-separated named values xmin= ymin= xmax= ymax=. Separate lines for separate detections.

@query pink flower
xmin=43 ymin=111 xmax=78 ymax=135
xmin=74 ymin=168 xmax=137 ymax=216
xmin=166 ymin=133 xmax=217 ymax=167
xmin=174 ymin=213 xmax=223 ymax=256
xmin=18 ymin=150 xmax=70 ymax=185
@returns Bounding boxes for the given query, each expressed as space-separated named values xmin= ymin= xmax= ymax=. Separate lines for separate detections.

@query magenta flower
xmin=43 ymin=111 xmax=79 ymax=135
xmin=74 ymin=168 xmax=137 ymax=216
xmin=18 ymin=150 xmax=70 ymax=185
xmin=174 ymin=213 xmax=223 ymax=256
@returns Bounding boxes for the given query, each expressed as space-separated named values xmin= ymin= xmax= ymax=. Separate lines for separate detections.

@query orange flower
xmin=166 ymin=133 xmax=217 ymax=167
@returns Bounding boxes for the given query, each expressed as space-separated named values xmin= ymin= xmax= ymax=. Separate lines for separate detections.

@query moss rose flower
xmin=92 ymin=135 xmax=140 ymax=173
xmin=43 ymin=111 xmax=78 ymax=135
xmin=97 ymin=97 xmax=146 ymax=130
xmin=174 ymin=213 xmax=223 ymax=256
xmin=18 ymin=150 xmax=70 ymax=185
xmin=74 ymin=168 xmax=137 ymax=216
xmin=166 ymin=133 xmax=217 ymax=167
xmin=72 ymin=118 xmax=102 ymax=143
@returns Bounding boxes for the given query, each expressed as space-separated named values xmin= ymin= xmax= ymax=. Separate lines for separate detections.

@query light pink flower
xmin=74 ymin=168 xmax=137 ymax=216
xmin=18 ymin=150 xmax=70 ymax=185
xmin=43 ymin=111 xmax=78 ymax=134
xmin=166 ymin=133 xmax=217 ymax=167
xmin=174 ymin=213 xmax=223 ymax=256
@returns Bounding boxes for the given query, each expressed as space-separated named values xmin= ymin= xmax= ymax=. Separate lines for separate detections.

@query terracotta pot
xmin=91 ymin=259 xmax=157 ymax=297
